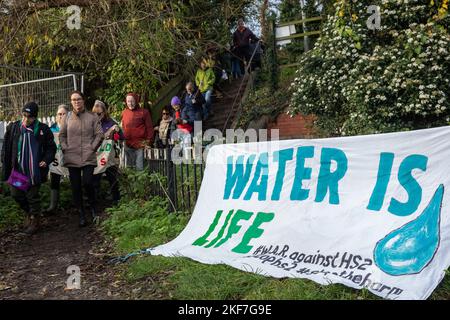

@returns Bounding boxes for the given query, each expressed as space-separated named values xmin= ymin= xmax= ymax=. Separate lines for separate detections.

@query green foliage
xmin=102 ymin=196 xmax=189 ymax=252
xmin=0 ymin=183 xmax=23 ymax=231
xmin=238 ymin=76 xmax=293 ymax=129
xmin=289 ymin=0 xmax=450 ymax=136
xmin=102 ymin=169 xmax=189 ymax=252
xmin=118 ymin=168 xmax=166 ymax=203
xmin=1 ymin=0 xmax=252 ymax=112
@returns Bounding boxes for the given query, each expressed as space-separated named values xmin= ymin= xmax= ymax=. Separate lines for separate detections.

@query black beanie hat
xmin=22 ymin=102 xmax=39 ymax=118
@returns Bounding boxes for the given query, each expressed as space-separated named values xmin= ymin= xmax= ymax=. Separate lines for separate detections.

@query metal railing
xmin=144 ymin=147 xmax=205 ymax=213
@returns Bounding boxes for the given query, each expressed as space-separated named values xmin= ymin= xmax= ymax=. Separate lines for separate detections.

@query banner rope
xmin=108 ymin=248 xmax=154 ymax=265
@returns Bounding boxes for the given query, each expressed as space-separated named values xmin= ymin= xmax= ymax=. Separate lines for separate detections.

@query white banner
xmin=50 ymin=133 xmax=116 ymax=175
xmin=150 ymin=126 xmax=450 ymax=300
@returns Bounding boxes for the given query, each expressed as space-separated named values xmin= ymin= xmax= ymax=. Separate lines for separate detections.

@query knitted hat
xmin=22 ymin=102 xmax=39 ymax=117
xmin=125 ymin=93 xmax=140 ymax=104
xmin=171 ymin=96 xmax=181 ymax=106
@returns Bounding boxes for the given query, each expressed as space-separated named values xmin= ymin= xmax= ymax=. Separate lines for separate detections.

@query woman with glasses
xmin=91 ymin=100 xmax=124 ymax=205
xmin=45 ymin=104 xmax=69 ymax=214
xmin=153 ymin=107 xmax=175 ymax=149
xmin=59 ymin=91 xmax=104 ymax=227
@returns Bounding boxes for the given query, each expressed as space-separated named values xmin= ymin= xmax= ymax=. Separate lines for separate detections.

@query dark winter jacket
xmin=181 ymin=88 xmax=204 ymax=119
xmin=1 ymin=120 xmax=56 ymax=183
xmin=233 ymin=27 xmax=259 ymax=50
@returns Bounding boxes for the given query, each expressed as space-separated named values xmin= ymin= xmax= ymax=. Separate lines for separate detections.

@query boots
xmin=78 ymin=208 xmax=87 ymax=228
xmin=24 ymin=215 xmax=40 ymax=235
xmin=44 ymin=189 xmax=59 ymax=214
xmin=90 ymin=207 xmax=100 ymax=225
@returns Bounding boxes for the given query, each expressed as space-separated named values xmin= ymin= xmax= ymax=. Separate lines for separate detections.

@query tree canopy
xmin=0 ymin=0 xmax=253 ymax=107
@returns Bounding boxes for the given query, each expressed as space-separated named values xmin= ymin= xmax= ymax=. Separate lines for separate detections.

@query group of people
xmin=151 ymin=18 xmax=261 ymax=148
xmin=1 ymin=91 xmax=154 ymax=234
xmin=0 ymin=18 xmax=261 ymax=235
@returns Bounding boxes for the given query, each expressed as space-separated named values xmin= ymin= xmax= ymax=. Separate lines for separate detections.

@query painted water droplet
xmin=374 ymin=184 xmax=444 ymax=276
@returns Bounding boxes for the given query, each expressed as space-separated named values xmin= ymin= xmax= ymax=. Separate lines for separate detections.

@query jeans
xmin=202 ymin=89 xmax=213 ymax=120
xmin=231 ymin=58 xmax=242 ymax=78
xmin=10 ymin=184 xmax=41 ymax=216
xmin=124 ymin=145 xmax=145 ymax=171
xmin=68 ymin=165 xmax=96 ymax=210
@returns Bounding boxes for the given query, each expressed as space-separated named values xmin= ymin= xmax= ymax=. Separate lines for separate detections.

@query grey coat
xmin=59 ymin=110 xmax=104 ymax=168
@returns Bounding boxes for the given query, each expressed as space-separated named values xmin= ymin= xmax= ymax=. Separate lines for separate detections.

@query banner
xmin=50 ymin=133 xmax=116 ymax=176
xmin=150 ymin=126 xmax=450 ymax=300
xmin=93 ymin=139 xmax=116 ymax=175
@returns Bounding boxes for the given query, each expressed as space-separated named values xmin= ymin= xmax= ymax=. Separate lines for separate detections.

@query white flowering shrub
xmin=289 ymin=0 xmax=449 ymax=135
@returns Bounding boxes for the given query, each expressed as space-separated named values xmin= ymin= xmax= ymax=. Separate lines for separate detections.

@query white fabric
xmin=150 ymin=126 xmax=450 ymax=300
xmin=50 ymin=134 xmax=115 ymax=175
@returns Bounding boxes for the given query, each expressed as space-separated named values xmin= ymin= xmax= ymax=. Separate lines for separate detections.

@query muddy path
xmin=0 ymin=209 xmax=156 ymax=300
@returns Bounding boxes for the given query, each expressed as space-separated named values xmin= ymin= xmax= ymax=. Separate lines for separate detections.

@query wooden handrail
xmin=277 ymin=16 xmax=324 ymax=27
xmin=276 ymin=30 xmax=321 ymax=42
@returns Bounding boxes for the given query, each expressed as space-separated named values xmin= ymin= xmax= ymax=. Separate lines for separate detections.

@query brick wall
xmin=267 ymin=112 xmax=316 ymax=140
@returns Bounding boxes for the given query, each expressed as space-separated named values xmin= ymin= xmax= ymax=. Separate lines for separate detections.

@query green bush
xmin=290 ymin=0 xmax=450 ymax=136
xmin=0 ymin=183 xmax=23 ymax=231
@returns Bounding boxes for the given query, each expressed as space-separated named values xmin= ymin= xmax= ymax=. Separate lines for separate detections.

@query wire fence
xmin=0 ymin=65 xmax=84 ymax=120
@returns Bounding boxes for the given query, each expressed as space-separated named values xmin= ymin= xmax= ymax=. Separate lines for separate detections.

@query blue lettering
xmin=315 ymin=148 xmax=348 ymax=205
xmin=290 ymin=146 xmax=315 ymax=201
xmin=388 ymin=154 xmax=428 ymax=216
xmin=224 ymin=155 xmax=256 ymax=199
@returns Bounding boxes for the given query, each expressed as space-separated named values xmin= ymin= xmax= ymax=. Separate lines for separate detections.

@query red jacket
xmin=121 ymin=107 xmax=154 ymax=149
xmin=175 ymin=110 xmax=193 ymax=133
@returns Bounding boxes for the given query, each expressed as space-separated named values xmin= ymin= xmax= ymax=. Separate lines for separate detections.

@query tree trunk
xmin=259 ymin=0 xmax=269 ymax=43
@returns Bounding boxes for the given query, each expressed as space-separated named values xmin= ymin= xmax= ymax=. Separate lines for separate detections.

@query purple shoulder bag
xmin=7 ymin=168 xmax=31 ymax=192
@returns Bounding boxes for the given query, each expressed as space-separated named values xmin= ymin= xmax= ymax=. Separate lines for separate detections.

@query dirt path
xmin=0 ymin=209 xmax=151 ymax=300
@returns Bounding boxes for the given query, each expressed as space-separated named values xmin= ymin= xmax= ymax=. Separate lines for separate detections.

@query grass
xmin=101 ymin=174 xmax=450 ymax=301
xmin=103 ymin=190 xmax=450 ymax=300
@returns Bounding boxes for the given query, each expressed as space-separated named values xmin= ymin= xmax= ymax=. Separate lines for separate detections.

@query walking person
xmin=232 ymin=18 xmax=260 ymax=74
xmin=195 ymin=59 xmax=216 ymax=120
xmin=59 ymin=91 xmax=104 ymax=227
xmin=121 ymin=93 xmax=154 ymax=170
xmin=91 ymin=100 xmax=124 ymax=205
xmin=1 ymin=102 xmax=56 ymax=234
xmin=181 ymin=81 xmax=204 ymax=122
xmin=45 ymin=104 xmax=69 ymax=214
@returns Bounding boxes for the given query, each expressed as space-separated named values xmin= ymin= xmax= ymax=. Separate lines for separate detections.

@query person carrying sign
xmin=59 ymin=91 xmax=104 ymax=227
xmin=91 ymin=100 xmax=124 ymax=205
xmin=1 ymin=102 xmax=56 ymax=234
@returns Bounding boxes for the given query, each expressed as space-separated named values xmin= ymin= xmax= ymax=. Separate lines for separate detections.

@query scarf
xmin=158 ymin=116 xmax=173 ymax=144
xmin=18 ymin=121 xmax=41 ymax=186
